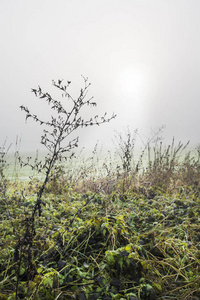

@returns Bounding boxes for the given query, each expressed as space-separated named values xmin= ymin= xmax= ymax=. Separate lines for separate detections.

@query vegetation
xmin=1 ymin=78 xmax=200 ymax=299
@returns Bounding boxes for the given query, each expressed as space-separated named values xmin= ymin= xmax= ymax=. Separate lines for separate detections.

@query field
xmin=1 ymin=139 xmax=200 ymax=300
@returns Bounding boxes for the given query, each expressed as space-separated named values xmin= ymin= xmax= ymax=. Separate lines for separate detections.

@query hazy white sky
xmin=1 ymin=0 xmax=200 ymax=153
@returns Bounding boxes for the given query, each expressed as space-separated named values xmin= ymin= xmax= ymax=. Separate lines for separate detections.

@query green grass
xmin=1 ymin=144 xmax=200 ymax=300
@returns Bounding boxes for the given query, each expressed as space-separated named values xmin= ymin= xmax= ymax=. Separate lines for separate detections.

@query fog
xmin=1 ymin=0 xmax=200 ymax=155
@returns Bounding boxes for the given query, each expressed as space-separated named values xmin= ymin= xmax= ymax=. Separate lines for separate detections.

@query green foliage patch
xmin=1 ymin=180 xmax=200 ymax=299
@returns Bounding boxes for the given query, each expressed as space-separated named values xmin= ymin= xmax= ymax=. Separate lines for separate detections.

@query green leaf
xmin=125 ymin=244 xmax=132 ymax=251
xmin=146 ymin=283 xmax=152 ymax=295
xmin=19 ymin=267 xmax=25 ymax=276
xmin=127 ymin=293 xmax=138 ymax=300
xmin=118 ymin=257 xmax=123 ymax=269
xmin=105 ymin=251 xmax=115 ymax=265
xmin=37 ymin=267 xmax=43 ymax=274
xmin=43 ymin=277 xmax=53 ymax=288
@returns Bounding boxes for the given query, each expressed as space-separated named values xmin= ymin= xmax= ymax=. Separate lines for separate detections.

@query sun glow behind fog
xmin=113 ymin=66 xmax=156 ymax=130
xmin=117 ymin=68 xmax=147 ymax=98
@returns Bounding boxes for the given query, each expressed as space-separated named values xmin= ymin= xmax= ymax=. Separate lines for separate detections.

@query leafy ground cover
xmin=1 ymin=151 xmax=200 ymax=300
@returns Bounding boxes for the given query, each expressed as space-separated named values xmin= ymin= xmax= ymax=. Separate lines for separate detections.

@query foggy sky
xmin=1 ymin=0 xmax=200 ymax=154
